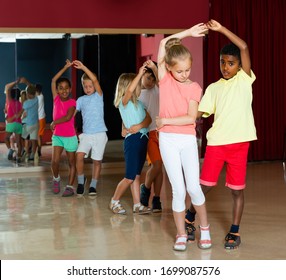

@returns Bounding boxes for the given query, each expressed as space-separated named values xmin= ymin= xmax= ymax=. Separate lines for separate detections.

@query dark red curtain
xmin=202 ymin=0 xmax=286 ymax=161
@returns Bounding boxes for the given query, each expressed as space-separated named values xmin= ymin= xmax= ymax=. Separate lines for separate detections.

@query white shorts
xmin=22 ymin=123 xmax=39 ymax=140
xmin=77 ymin=132 xmax=108 ymax=161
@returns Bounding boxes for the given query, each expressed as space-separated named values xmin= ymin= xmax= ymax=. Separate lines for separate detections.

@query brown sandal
xmin=109 ymin=199 xmax=126 ymax=215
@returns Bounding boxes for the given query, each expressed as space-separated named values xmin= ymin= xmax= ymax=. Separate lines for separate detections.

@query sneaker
xmin=185 ymin=220 xmax=196 ymax=242
xmin=21 ymin=151 xmax=26 ymax=161
xmin=7 ymin=149 xmax=14 ymax=160
xmin=21 ymin=152 xmax=29 ymax=163
xmin=28 ymin=152 xmax=36 ymax=161
xmin=12 ymin=150 xmax=17 ymax=160
xmin=109 ymin=199 xmax=126 ymax=215
xmin=133 ymin=203 xmax=151 ymax=215
xmin=62 ymin=186 xmax=75 ymax=197
xmin=53 ymin=180 xmax=60 ymax=194
xmin=88 ymin=187 xmax=97 ymax=196
xmin=77 ymin=177 xmax=87 ymax=196
xmin=152 ymin=196 xmax=162 ymax=213
xmin=224 ymin=232 xmax=241 ymax=249
xmin=140 ymin=184 xmax=151 ymax=206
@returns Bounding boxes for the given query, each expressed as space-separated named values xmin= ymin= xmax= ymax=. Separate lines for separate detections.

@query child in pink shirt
xmin=4 ymin=79 xmax=24 ymax=162
xmin=50 ymin=60 xmax=78 ymax=197
xmin=156 ymin=24 xmax=212 ymax=251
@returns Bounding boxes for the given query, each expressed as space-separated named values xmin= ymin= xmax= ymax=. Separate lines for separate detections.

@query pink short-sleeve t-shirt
xmin=159 ymin=72 xmax=202 ymax=135
xmin=53 ymin=95 xmax=76 ymax=137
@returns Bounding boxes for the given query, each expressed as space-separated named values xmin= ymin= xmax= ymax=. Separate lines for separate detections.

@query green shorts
xmin=52 ymin=135 xmax=78 ymax=152
xmin=6 ymin=122 xmax=22 ymax=134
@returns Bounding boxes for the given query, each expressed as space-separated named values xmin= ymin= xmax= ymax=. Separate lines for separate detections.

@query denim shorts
xmin=124 ymin=132 xmax=148 ymax=180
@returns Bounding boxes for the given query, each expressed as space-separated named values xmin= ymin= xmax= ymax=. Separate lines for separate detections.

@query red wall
xmin=138 ymin=35 xmax=204 ymax=88
xmin=0 ymin=0 xmax=209 ymax=144
xmin=0 ymin=1 xmax=208 ymax=30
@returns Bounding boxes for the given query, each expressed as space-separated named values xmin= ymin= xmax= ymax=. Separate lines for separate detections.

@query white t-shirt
xmin=37 ymin=94 xmax=46 ymax=119
xmin=138 ymin=85 xmax=159 ymax=131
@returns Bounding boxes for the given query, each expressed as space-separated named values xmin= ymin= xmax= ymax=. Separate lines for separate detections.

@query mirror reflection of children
xmin=35 ymin=84 xmax=46 ymax=157
xmin=21 ymin=84 xmax=39 ymax=162
xmin=4 ymin=78 xmax=28 ymax=163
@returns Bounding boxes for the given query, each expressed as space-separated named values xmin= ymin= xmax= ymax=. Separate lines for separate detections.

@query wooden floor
xmin=0 ymin=141 xmax=286 ymax=260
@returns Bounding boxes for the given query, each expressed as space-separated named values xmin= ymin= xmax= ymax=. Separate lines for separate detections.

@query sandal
xmin=198 ymin=225 xmax=212 ymax=249
xmin=224 ymin=232 xmax=241 ymax=249
xmin=109 ymin=199 xmax=126 ymax=215
xmin=133 ymin=204 xmax=151 ymax=215
xmin=173 ymin=234 xmax=187 ymax=251
xmin=185 ymin=220 xmax=196 ymax=242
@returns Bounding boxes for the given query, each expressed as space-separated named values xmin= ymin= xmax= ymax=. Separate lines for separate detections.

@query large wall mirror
xmin=0 ymin=32 xmax=139 ymax=168
xmin=0 ymin=31 xmax=204 ymax=169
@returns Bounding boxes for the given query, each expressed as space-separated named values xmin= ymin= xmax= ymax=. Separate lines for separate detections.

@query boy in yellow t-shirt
xmin=185 ymin=19 xmax=257 ymax=250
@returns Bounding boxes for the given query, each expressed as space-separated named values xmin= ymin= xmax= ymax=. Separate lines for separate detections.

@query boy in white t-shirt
xmin=138 ymin=60 xmax=164 ymax=212
xmin=35 ymin=84 xmax=46 ymax=157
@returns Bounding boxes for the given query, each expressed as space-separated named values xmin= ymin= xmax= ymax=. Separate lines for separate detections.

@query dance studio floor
xmin=0 ymin=140 xmax=286 ymax=260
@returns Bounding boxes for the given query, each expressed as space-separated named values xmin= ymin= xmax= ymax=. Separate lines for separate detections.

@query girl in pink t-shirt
xmin=4 ymin=81 xmax=23 ymax=161
xmin=50 ymin=60 xmax=78 ymax=197
xmin=156 ymin=24 xmax=212 ymax=251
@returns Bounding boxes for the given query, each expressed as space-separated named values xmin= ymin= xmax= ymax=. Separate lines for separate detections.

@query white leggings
xmin=159 ymin=132 xmax=205 ymax=212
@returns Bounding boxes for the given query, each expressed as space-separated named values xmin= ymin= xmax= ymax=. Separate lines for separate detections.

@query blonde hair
xmin=114 ymin=73 xmax=139 ymax=108
xmin=81 ymin=73 xmax=93 ymax=83
xmin=165 ymin=38 xmax=193 ymax=67
xmin=20 ymin=90 xmax=27 ymax=103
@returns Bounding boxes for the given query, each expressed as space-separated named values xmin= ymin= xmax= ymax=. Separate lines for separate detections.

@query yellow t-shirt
xmin=199 ymin=69 xmax=257 ymax=145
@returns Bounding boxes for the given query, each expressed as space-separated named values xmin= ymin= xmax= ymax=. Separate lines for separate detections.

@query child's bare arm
xmin=73 ymin=60 xmax=103 ymax=95
xmin=128 ymin=110 xmax=151 ymax=133
xmin=50 ymin=106 xmax=76 ymax=130
xmin=4 ymin=79 xmax=20 ymax=101
xmin=158 ymin=23 xmax=208 ymax=81
xmin=122 ymin=65 xmax=146 ymax=106
xmin=145 ymin=60 xmax=159 ymax=85
xmin=206 ymin=19 xmax=251 ymax=76
xmin=51 ymin=59 xmax=73 ymax=99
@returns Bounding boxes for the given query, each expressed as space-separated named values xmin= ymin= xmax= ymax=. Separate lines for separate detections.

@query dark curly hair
xmin=220 ymin=43 xmax=241 ymax=64
xmin=10 ymin=88 xmax=21 ymax=100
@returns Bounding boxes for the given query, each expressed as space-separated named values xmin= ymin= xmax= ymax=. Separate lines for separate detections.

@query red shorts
xmin=146 ymin=130 xmax=162 ymax=165
xmin=200 ymin=142 xmax=250 ymax=190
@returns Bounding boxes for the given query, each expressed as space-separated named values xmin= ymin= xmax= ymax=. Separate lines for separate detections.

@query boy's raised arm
xmin=206 ymin=19 xmax=251 ymax=76
xmin=73 ymin=60 xmax=103 ymax=95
